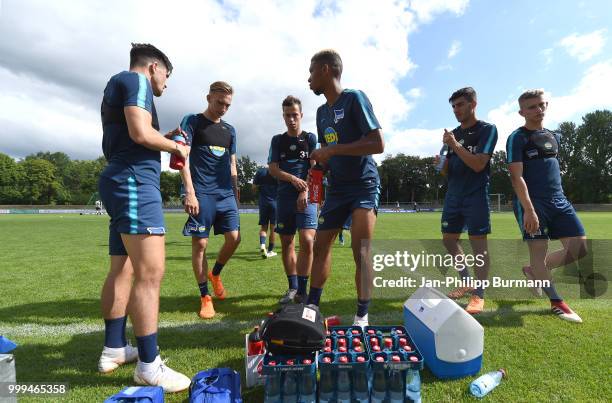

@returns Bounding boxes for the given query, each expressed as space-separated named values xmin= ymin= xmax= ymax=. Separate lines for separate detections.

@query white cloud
xmin=386 ymin=59 xmax=612 ymax=159
xmin=0 ymin=67 xmax=100 ymax=160
xmin=447 ymin=40 xmax=461 ymax=59
xmin=0 ymin=0 xmax=471 ymax=166
xmin=383 ymin=127 xmax=447 ymax=160
xmin=409 ymin=0 xmax=469 ymax=23
xmin=405 ymin=88 xmax=423 ymax=98
xmin=488 ymin=59 xmax=612 ymax=151
xmin=559 ymin=29 xmax=607 ymax=62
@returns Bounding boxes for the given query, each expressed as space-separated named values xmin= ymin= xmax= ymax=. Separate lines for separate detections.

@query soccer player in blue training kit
xmin=436 ymin=87 xmax=498 ymax=315
xmin=507 ymin=89 xmax=587 ymax=323
xmin=98 ymin=43 xmax=191 ymax=392
xmin=268 ymin=95 xmax=318 ymax=304
xmin=253 ymin=167 xmax=278 ymax=258
xmin=178 ymin=81 xmax=241 ymax=320
xmin=306 ymin=50 xmax=385 ymax=327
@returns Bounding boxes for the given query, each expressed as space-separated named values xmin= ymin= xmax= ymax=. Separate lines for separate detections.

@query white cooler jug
xmin=404 ymin=287 xmax=483 ymax=379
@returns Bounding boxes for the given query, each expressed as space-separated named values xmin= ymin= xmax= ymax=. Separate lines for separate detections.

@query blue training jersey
xmin=316 ymin=89 xmax=381 ymax=190
xmin=253 ymin=167 xmax=278 ymax=204
xmin=100 ymin=71 xmax=160 ymax=186
xmin=268 ymin=131 xmax=317 ymax=199
xmin=180 ymin=113 xmax=237 ymax=197
xmin=506 ymin=127 xmax=564 ymax=199
xmin=446 ymin=120 xmax=498 ymax=197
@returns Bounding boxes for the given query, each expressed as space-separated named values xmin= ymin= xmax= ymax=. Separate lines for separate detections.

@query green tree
xmin=64 ymin=157 xmax=106 ymax=204
xmin=489 ymin=150 xmax=512 ymax=201
xmin=379 ymin=154 xmax=431 ymax=203
xmin=160 ymin=171 xmax=182 ymax=203
xmin=557 ymin=111 xmax=612 ymax=203
xmin=236 ymin=155 xmax=258 ymax=203
xmin=0 ymin=153 xmax=24 ymax=203
xmin=574 ymin=110 xmax=612 ymax=202
xmin=27 ymin=151 xmax=71 ymax=174
xmin=421 ymin=156 xmax=446 ymax=203
xmin=20 ymin=158 xmax=64 ymax=204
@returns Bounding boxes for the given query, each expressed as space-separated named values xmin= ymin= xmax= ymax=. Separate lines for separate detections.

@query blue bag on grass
xmin=104 ymin=386 xmax=164 ymax=402
xmin=189 ymin=368 xmax=242 ymax=403
xmin=0 ymin=336 xmax=17 ymax=353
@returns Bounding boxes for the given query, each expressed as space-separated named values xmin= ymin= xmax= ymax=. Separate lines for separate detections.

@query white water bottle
xmin=435 ymin=145 xmax=448 ymax=172
xmin=470 ymin=368 xmax=506 ymax=398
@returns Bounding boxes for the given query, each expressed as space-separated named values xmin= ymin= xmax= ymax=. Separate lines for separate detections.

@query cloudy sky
xmin=1 ymin=0 xmax=611 ymax=168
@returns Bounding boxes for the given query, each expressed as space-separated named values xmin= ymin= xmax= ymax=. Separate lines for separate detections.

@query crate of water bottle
xmin=365 ymin=326 xmax=423 ymax=363
xmin=370 ymin=351 xmax=423 ymax=403
xmin=318 ymin=351 xmax=371 ymax=403
xmin=262 ymin=353 xmax=317 ymax=403
xmin=370 ymin=350 xmax=423 ymax=372
xmin=324 ymin=326 xmax=367 ymax=354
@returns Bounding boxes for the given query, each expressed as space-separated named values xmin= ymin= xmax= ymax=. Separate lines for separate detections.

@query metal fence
xmin=2 ymin=203 xmax=611 ymax=214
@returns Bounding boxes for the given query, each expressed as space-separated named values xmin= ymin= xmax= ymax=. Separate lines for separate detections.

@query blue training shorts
xmin=99 ymin=175 xmax=166 ymax=256
xmin=259 ymin=200 xmax=277 ymax=226
xmin=317 ymin=185 xmax=380 ymax=231
xmin=183 ymin=193 xmax=240 ymax=238
xmin=441 ymin=191 xmax=491 ymax=236
xmin=513 ymin=196 xmax=585 ymax=240
xmin=275 ymin=196 xmax=318 ymax=235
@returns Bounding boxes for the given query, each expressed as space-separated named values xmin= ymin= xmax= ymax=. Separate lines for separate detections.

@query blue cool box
xmin=404 ymin=287 xmax=484 ymax=379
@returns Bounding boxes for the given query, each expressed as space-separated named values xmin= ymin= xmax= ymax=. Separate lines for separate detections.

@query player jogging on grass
xmin=507 ymin=89 xmax=587 ymax=323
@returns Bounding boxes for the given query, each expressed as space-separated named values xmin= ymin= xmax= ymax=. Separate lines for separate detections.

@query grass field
xmin=0 ymin=212 xmax=611 ymax=402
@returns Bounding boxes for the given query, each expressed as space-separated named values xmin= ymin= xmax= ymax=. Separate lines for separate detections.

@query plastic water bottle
xmin=371 ymin=356 xmax=387 ymax=403
xmin=318 ymin=357 xmax=334 ymax=403
xmin=389 ymin=369 xmax=405 ymax=403
xmin=264 ymin=361 xmax=281 ymax=403
xmin=470 ymin=369 xmax=506 ymax=398
xmin=336 ymin=367 xmax=351 ymax=403
xmin=282 ymin=360 xmax=298 ymax=402
xmin=298 ymin=359 xmax=316 ymax=403
xmin=406 ymin=369 xmax=422 ymax=403
xmin=353 ymin=356 xmax=369 ymax=403
xmin=169 ymin=134 xmax=186 ymax=170
xmin=435 ymin=145 xmax=448 ymax=173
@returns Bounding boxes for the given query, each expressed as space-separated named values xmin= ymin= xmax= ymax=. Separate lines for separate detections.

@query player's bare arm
xmin=443 ymin=129 xmax=490 ymax=173
xmin=509 ymin=162 xmax=539 ymax=235
xmin=125 ymin=106 xmax=189 ymax=158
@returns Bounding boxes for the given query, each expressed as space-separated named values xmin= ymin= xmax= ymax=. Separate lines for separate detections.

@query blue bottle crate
xmin=262 ymin=353 xmax=316 ymax=403
xmin=318 ymin=350 xmax=370 ymax=403
xmin=328 ymin=326 xmax=367 ymax=355
xmin=367 ymin=326 xmax=424 ymax=403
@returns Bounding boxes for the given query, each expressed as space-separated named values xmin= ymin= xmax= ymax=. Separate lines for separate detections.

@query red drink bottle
xmin=325 ymin=315 xmax=341 ymax=327
xmin=169 ymin=135 xmax=186 ymax=170
xmin=308 ymin=165 xmax=324 ymax=204
xmin=247 ymin=326 xmax=264 ymax=355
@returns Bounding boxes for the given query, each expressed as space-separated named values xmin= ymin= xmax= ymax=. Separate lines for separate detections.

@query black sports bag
xmin=259 ymin=303 xmax=326 ymax=355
